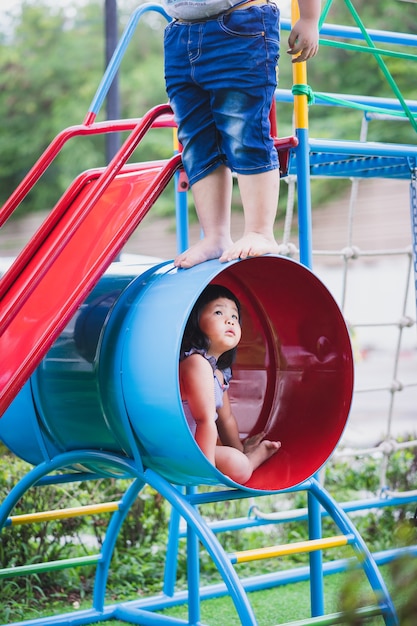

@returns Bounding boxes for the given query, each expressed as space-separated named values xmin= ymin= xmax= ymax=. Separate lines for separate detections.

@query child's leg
xmin=215 ymin=446 xmax=253 ymax=484
xmin=219 ymin=170 xmax=280 ymax=263
xmin=215 ymin=439 xmax=281 ymax=484
xmin=174 ymin=165 xmax=234 ymax=269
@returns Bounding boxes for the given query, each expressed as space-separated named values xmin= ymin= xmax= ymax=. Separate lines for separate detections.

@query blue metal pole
xmin=163 ymin=493 xmax=182 ymax=596
xmin=295 ymin=127 xmax=313 ymax=268
xmin=280 ymin=17 xmax=417 ymax=48
xmin=87 ymin=4 xmax=171 ymax=118
xmin=309 ymin=477 xmax=399 ymax=626
xmin=186 ymin=486 xmax=201 ymax=625
xmin=145 ymin=469 xmax=258 ymax=625
xmin=93 ymin=476 xmax=146 ymax=612
xmin=410 ymin=168 xmax=417 ymax=317
xmin=307 ymin=489 xmax=324 ymax=617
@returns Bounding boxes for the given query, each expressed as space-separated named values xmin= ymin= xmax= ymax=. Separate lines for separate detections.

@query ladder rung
xmin=0 ymin=554 xmax=101 ymax=579
xmin=231 ymin=534 xmax=354 ymax=564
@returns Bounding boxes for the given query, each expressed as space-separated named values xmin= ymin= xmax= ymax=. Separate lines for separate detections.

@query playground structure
xmin=0 ymin=1 xmax=417 ymax=624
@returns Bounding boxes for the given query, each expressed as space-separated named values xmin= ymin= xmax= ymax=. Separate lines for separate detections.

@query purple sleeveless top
xmin=181 ymin=348 xmax=232 ymax=436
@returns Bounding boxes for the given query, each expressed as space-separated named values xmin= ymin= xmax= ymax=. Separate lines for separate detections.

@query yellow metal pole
xmin=233 ymin=534 xmax=351 ymax=564
xmin=291 ymin=0 xmax=309 ymax=131
xmin=9 ymin=501 xmax=120 ymax=525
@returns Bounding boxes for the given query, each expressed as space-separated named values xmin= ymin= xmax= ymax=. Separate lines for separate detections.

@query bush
xmin=0 ymin=445 xmax=170 ymax=618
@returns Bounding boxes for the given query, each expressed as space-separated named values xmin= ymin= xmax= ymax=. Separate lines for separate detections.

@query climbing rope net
xmin=311 ymin=144 xmax=416 ymax=497
xmin=277 ymin=0 xmax=417 ymax=501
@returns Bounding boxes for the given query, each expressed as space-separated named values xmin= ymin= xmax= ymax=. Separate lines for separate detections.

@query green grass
xmin=17 ymin=564 xmax=413 ymax=626
xmin=147 ymin=568 xmax=394 ymax=625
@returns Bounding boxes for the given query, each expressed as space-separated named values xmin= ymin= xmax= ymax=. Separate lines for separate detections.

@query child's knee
xmin=227 ymin=455 xmax=252 ymax=484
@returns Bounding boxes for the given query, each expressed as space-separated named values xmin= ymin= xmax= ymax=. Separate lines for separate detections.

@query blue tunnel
xmin=0 ymin=255 xmax=354 ymax=492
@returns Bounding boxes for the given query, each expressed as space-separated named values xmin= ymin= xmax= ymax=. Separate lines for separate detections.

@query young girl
xmin=179 ymin=284 xmax=281 ymax=484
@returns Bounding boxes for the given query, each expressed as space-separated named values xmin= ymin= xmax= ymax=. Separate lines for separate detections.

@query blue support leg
xmin=143 ymin=470 xmax=258 ymax=625
xmin=93 ymin=476 xmax=146 ymax=612
xmin=163 ymin=491 xmax=182 ymax=597
xmin=309 ymin=477 xmax=399 ymax=626
xmin=410 ymin=168 xmax=417 ymax=315
xmin=186 ymin=487 xmax=202 ymax=625
xmin=308 ymin=486 xmax=324 ymax=617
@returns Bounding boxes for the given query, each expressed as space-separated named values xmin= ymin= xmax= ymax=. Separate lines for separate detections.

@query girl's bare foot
xmin=219 ymin=232 xmax=280 ymax=263
xmin=246 ymin=439 xmax=281 ymax=472
xmin=174 ymin=235 xmax=233 ymax=269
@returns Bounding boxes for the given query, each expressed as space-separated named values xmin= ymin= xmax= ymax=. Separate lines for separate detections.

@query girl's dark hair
xmin=181 ymin=284 xmax=241 ymax=370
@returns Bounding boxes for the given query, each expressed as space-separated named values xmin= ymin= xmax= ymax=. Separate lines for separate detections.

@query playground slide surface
xmin=0 ymin=156 xmax=181 ymax=417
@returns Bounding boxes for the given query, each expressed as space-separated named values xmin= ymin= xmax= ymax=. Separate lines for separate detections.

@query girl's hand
xmin=243 ymin=431 xmax=266 ymax=454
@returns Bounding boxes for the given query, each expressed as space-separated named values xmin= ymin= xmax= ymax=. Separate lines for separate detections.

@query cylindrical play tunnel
xmin=0 ymin=255 xmax=354 ymax=491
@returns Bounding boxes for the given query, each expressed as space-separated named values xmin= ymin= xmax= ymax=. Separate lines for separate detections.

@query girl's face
xmin=198 ymin=297 xmax=241 ymax=358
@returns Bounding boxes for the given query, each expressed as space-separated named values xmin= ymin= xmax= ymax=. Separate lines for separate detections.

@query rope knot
xmin=292 ymin=84 xmax=315 ymax=105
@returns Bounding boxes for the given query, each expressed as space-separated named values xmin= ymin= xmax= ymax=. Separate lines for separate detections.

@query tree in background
xmin=0 ymin=0 xmax=169 ymax=212
xmin=0 ymin=0 xmax=415 ymax=213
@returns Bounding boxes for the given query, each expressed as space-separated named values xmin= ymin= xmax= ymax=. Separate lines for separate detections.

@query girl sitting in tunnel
xmin=179 ymin=284 xmax=281 ymax=484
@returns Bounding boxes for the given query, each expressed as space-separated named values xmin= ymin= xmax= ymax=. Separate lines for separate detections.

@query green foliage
xmin=337 ymin=550 xmax=417 ymax=626
xmin=325 ymin=455 xmax=382 ymax=498
xmin=1 ymin=0 xmax=416 ymax=219
xmin=1 ymin=440 xmax=417 ymax=622
xmin=323 ymin=445 xmax=417 ymax=560
xmin=0 ymin=445 xmax=170 ymax=619
xmin=0 ymin=0 xmax=169 ymax=212
xmin=0 ymin=2 xmax=104 ymax=210
xmin=387 ymin=445 xmax=417 ymax=492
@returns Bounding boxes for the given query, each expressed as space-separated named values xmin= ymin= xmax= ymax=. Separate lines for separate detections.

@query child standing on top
xmin=163 ymin=0 xmax=321 ymax=268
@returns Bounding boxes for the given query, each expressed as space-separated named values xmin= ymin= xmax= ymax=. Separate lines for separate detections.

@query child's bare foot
xmin=246 ymin=439 xmax=281 ymax=472
xmin=219 ymin=232 xmax=280 ymax=263
xmin=174 ymin=235 xmax=233 ymax=269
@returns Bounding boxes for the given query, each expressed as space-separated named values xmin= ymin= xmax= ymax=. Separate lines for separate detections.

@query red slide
xmin=0 ymin=104 xmax=181 ymax=416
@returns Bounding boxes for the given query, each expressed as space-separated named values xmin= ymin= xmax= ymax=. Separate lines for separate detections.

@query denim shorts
xmin=164 ymin=3 xmax=280 ymax=186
